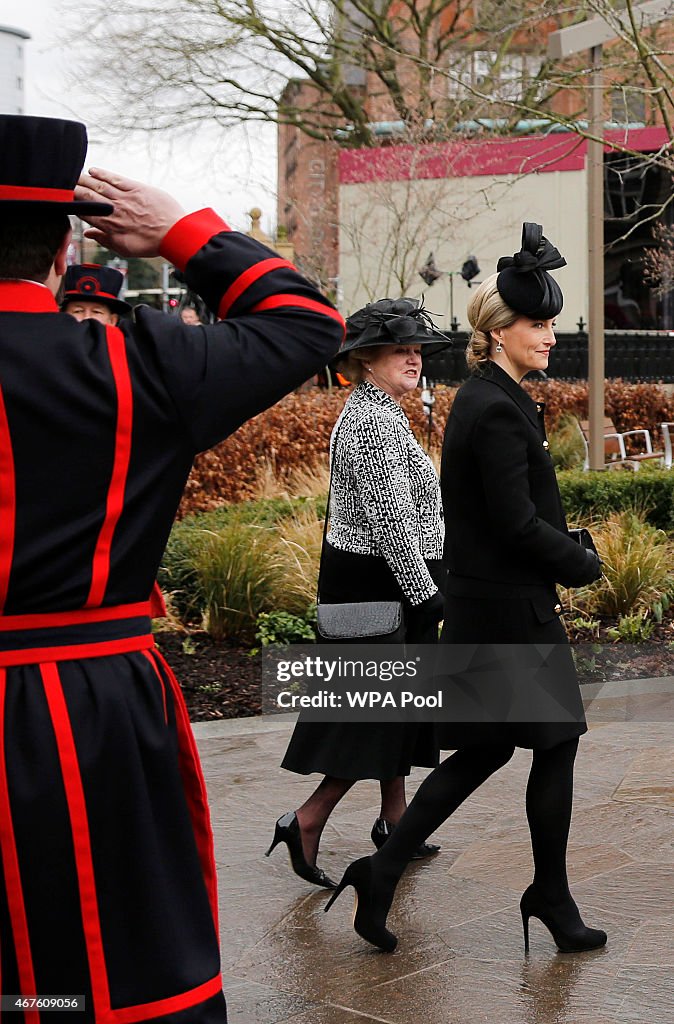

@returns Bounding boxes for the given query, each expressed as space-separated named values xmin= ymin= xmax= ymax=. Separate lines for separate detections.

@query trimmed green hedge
xmin=558 ymin=467 xmax=674 ymax=531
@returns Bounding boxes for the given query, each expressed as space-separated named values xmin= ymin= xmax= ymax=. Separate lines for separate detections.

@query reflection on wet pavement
xmin=195 ymin=705 xmax=674 ymax=1023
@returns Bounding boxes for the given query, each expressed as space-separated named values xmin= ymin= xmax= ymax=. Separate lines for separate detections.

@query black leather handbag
xmin=315 ymin=419 xmax=405 ymax=644
xmin=315 ymin=599 xmax=405 ymax=643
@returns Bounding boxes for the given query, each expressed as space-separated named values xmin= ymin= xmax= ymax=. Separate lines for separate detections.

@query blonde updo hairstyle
xmin=466 ymin=272 xmax=518 ymax=371
xmin=340 ymin=345 xmax=382 ymax=384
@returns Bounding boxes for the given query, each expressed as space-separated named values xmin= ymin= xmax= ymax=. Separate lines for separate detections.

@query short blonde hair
xmin=466 ymin=273 xmax=518 ymax=371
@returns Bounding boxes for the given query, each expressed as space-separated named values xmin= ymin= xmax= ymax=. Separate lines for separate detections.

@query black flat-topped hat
xmin=340 ymin=298 xmax=450 ymax=357
xmin=62 ymin=264 xmax=131 ymax=315
xmin=0 ymin=115 xmax=113 ymax=216
xmin=496 ymin=223 xmax=566 ymax=319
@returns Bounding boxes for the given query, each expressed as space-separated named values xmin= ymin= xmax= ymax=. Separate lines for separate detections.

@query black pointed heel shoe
xmin=371 ymin=817 xmax=441 ymax=859
xmin=324 ymin=856 xmax=398 ymax=952
xmin=266 ymin=811 xmax=337 ymax=889
xmin=520 ymin=885 xmax=607 ymax=954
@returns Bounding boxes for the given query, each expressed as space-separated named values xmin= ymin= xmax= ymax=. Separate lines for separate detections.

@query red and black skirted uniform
xmin=0 ymin=210 xmax=344 ymax=1023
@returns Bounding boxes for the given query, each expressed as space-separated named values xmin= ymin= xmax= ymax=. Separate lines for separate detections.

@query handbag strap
xmin=316 ymin=411 xmax=346 ymax=605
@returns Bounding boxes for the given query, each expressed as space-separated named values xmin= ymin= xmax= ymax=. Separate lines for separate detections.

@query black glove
xmin=580 ymin=550 xmax=603 ymax=585
xmin=407 ymin=590 xmax=445 ymax=626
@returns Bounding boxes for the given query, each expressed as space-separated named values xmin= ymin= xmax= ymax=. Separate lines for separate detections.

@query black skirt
xmin=280 ymin=544 xmax=442 ymax=781
xmin=436 ymin=590 xmax=587 ymax=751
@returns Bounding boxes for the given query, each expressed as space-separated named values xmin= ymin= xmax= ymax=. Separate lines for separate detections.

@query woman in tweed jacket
xmin=267 ymin=299 xmax=449 ymax=888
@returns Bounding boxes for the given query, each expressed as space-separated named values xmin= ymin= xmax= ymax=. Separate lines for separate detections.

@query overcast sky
xmin=0 ymin=0 xmax=277 ymax=232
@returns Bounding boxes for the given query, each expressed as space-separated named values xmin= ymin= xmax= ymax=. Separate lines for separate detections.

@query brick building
xmin=277 ymin=3 xmax=674 ymax=322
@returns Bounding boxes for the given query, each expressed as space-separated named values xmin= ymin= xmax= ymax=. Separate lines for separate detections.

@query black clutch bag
xmin=568 ymin=527 xmax=598 ymax=557
xmin=316 ymin=600 xmax=405 ymax=643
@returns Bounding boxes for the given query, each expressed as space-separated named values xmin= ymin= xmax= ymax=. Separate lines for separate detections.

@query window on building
xmin=447 ymin=51 xmax=542 ymax=102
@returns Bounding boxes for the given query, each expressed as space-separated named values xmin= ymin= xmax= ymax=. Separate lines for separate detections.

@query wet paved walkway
xmin=193 ymin=679 xmax=674 ymax=1024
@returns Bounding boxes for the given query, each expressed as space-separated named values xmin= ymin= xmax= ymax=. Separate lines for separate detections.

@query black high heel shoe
xmin=520 ymin=885 xmax=607 ymax=953
xmin=324 ymin=856 xmax=398 ymax=952
xmin=266 ymin=811 xmax=337 ymax=889
xmin=371 ymin=817 xmax=441 ymax=859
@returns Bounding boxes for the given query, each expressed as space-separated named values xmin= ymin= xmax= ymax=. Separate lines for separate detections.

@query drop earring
xmin=495 ymin=342 xmax=503 ymax=353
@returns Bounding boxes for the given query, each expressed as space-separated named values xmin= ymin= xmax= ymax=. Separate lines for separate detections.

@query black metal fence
xmin=423 ymin=330 xmax=674 ymax=384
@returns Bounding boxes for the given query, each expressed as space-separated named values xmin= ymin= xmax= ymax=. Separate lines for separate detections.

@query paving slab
xmin=193 ymin=684 xmax=674 ymax=1024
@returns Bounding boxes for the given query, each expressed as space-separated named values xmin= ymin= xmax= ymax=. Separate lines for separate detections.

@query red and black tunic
xmin=0 ymin=209 xmax=343 ymax=1023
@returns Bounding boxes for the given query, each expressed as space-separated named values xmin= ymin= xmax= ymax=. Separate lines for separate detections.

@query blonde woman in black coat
xmin=326 ymin=225 xmax=607 ymax=955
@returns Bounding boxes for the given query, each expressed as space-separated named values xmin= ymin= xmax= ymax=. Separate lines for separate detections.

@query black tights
xmin=372 ymin=737 xmax=579 ymax=900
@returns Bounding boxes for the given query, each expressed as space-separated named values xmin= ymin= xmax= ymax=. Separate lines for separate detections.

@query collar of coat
xmin=352 ymin=379 xmax=410 ymax=425
xmin=474 ymin=360 xmax=544 ymax=431
xmin=0 ymin=280 xmax=59 ymax=313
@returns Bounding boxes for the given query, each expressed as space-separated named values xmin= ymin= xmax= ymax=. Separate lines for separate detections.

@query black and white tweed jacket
xmin=327 ymin=379 xmax=444 ymax=605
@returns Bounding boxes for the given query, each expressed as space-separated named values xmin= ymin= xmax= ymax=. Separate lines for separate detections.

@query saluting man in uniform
xmin=61 ymin=263 xmax=132 ymax=325
xmin=0 ymin=115 xmax=343 ymax=1023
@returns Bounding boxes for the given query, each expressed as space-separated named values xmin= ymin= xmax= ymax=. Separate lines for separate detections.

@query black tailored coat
xmin=438 ymin=360 xmax=600 ymax=750
xmin=0 ymin=210 xmax=343 ymax=1024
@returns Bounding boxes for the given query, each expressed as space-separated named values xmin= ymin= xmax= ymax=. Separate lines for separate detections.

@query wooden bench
xmin=576 ymin=417 xmax=665 ymax=470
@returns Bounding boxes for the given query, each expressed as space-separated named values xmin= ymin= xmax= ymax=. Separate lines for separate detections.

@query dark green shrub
xmin=557 ymin=466 xmax=674 ymax=531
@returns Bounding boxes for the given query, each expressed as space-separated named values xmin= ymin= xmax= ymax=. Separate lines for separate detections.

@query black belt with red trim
xmin=0 ymin=601 xmax=155 ymax=666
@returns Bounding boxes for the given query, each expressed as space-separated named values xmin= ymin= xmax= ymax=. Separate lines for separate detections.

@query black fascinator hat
xmin=496 ymin=223 xmax=566 ymax=319
xmin=340 ymin=298 xmax=450 ymax=358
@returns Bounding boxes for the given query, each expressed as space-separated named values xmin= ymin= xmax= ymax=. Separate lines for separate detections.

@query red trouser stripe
xmin=40 ymin=663 xmax=112 ymax=1019
xmin=146 ymin=649 xmax=219 ymax=935
xmin=0 ymin=383 xmax=16 ymax=613
xmin=217 ymin=257 xmax=296 ymax=319
xmin=0 ymin=669 xmax=39 ymax=1023
xmin=86 ymin=326 xmax=133 ymax=608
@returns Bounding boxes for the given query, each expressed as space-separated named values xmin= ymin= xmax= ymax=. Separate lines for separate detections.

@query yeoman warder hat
xmin=0 ymin=115 xmax=113 ymax=216
xmin=496 ymin=223 xmax=566 ymax=320
xmin=62 ymin=264 xmax=132 ymax=315
xmin=340 ymin=298 xmax=451 ymax=358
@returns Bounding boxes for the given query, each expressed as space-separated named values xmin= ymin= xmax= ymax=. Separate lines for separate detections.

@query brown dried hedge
xmin=178 ymin=380 xmax=674 ymax=517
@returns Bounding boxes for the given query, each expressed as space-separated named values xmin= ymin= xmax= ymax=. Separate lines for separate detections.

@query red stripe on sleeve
xmin=0 ymin=669 xmax=40 ymax=1023
xmin=159 ymin=208 xmax=230 ymax=272
xmin=0 ymin=384 xmax=16 ymax=613
xmin=86 ymin=327 xmax=133 ymax=608
xmin=251 ymin=294 xmax=346 ymax=331
xmin=41 ymin=663 xmax=112 ymax=1018
xmin=218 ymin=257 xmax=297 ymax=319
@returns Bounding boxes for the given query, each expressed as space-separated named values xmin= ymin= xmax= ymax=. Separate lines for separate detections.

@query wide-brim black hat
xmin=338 ymin=298 xmax=451 ymax=359
xmin=0 ymin=115 xmax=113 ymax=216
xmin=496 ymin=223 xmax=566 ymax=319
xmin=61 ymin=264 xmax=132 ymax=315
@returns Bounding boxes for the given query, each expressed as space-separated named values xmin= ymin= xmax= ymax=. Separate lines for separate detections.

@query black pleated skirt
xmin=281 ymin=544 xmax=442 ymax=780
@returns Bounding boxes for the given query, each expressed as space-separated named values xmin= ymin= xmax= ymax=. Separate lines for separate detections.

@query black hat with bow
xmin=0 ymin=115 xmax=113 ymax=216
xmin=339 ymin=298 xmax=450 ymax=358
xmin=496 ymin=223 xmax=566 ymax=319
xmin=62 ymin=264 xmax=131 ymax=315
